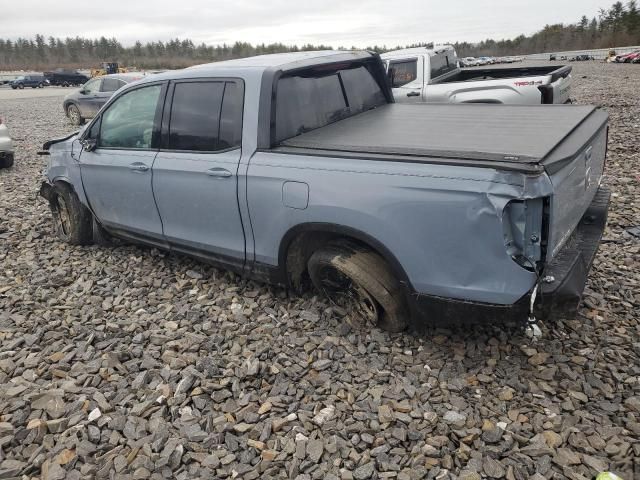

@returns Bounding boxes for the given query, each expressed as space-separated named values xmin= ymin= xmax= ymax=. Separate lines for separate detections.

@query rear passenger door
xmin=152 ymin=79 xmax=246 ymax=268
xmin=387 ymin=58 xmax=424 ymax=103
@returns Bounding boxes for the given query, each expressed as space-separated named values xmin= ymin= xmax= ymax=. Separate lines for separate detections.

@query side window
xmin=87 ymin=117 xmax=101 ymax=139
xmin=430 ymin=53 xmax=457 ymax=79
xmin=83 ymin=78 xmax=102 ymax=94
xmin=167 ymin=81 xmax=225 ymax=151
xmin=389 ymin=60 xmax=418 ymax=88
xmin=101 ymin=78 xmax=125 ymax=92
xmin=219 ymin=82 xmax=243 ymax=149
xmin=99 ymin=84 xmax=162 ymax=149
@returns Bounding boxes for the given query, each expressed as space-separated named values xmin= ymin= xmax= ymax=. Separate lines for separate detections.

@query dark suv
xmin=63 ymin=73 xmax=144 ymax=125
xmin=44 ymin=70 xmax=90 ymax=87
xmin=10 ymin=75 xmax=46 ymax=89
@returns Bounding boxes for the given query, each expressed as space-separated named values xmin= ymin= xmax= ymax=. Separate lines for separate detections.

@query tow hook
xmin=525 ymin=283 xmax=542 ymax=340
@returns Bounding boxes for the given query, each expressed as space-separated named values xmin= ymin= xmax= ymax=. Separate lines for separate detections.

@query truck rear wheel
xmin=48 ymin=182 xmax=93 ymax=245
xmin=307 ymin=243 xmax=408 ymax=332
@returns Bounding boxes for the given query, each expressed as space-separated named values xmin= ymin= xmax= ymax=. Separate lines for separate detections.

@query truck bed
xmin=276 ymin=103 xmax=602 ymax=172
xmin=440 ymin=65 xmax=571 ymax=83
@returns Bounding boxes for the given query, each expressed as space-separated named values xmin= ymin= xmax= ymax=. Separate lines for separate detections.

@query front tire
xmin=307 ymin=243 xmax=408 ymax=332
xmin=48 ymin=182 xmax=93 ymax=245
xmin=66 ymin=104 xmax=84 ymax=126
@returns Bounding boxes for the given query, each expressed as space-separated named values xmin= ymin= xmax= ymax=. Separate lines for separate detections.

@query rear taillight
xmin=502 ymin=198 xmax=546 ymax=270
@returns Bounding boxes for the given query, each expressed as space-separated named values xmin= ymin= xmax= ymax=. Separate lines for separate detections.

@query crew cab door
xmin=387 ymin=57 xmax=424 ymax=103
xmin=79 ymin=82 xmax=166 ymax=243
xmin=152 ymin=79 xmax=246 ymax=268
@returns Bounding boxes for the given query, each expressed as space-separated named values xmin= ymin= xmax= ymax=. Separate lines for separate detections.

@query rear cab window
xmin=274 ymin=62 xmax=387 ymax=143
xmin=165 ymin=80 xmax=243 ymax=152
xmin=429 ymin=51 xmax=458 ymax=81
xmin=388 ymin=59 xmax=418 ymax=88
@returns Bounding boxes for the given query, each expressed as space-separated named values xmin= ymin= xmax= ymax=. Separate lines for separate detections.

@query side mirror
xmin=79 ymin=89 xmax=87 ymax=95
xmin=80 ymin=138 xmax=97 ymax=152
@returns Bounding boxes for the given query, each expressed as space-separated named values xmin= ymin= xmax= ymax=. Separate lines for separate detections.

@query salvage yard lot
xmin=0 ymin=62 xmax=638 ymax=479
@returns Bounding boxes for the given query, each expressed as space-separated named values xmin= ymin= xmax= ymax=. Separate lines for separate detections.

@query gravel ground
xmin=0 ymin=62 xmax=639 ymax=480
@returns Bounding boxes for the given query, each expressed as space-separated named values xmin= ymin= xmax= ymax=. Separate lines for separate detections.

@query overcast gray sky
xmin=1 ymin=0 xmax=607 ymax=47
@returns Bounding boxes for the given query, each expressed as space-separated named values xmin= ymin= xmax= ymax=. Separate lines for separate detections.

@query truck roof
xmin=141 ymin=50 xmax=380 ymax=84
xmin=189 ymin=50 xmax=377 ymax=71
xmin=381 ymin=45 xmax=456 ymax=59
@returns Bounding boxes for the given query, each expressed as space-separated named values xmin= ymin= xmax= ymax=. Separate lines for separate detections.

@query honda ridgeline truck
xmin=382 ymin=46 xmax=573 ymax=105
xmin=39 ymin=51 xmax=609 ymax=332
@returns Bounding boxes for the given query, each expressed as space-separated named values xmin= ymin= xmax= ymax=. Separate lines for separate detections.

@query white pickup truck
xmin=382 ymin=46 xmax=573 ymax=105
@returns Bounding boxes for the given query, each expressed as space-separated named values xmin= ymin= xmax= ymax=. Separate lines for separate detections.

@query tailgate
xmin=540 ymin=65 xmax=572 ymax=104
xmin=543 ymin=110 xmax=608 ymax=260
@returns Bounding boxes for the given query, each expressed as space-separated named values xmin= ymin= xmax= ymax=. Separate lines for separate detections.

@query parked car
xmin=549 ymin=54 xmax=557 ymax=61
xmin=44 ymin=69 xmax=90 ymax=87
xmin=63 ymin=73 xmax=144 ymax=126
xmin=0 ymin=117 xmax=14 ymax=168
xmin=618 ymin=51 xmax=640 ymax=63
xmin=461 ymin=57 xmax=479 ymax=67
xmin=10 ymin=75 xmax=46 ymax=89
xmin=382 ymin=46 xmax=573 ymax=104
xmin=39 ymin=50 xmax=610 ymax=332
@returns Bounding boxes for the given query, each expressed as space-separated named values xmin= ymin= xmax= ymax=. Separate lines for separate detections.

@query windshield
xmin=274 ymin=62 xmax=386 ymax=143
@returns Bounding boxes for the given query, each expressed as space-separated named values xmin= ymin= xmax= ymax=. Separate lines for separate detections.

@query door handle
xmin=206 ymin=167 xmax=232 ymax=178
xmin=128 ymin=162 xmax=149 ymax=172
xmin=407 ymin=91 xmax=421 ymax=97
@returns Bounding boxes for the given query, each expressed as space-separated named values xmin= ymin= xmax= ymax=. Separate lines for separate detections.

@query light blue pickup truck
xmin=39 ymin=50 xmax=610 ymax=332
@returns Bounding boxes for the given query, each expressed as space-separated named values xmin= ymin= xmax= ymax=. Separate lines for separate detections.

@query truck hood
xmin=280 ymin=103 xmax=605 ymax=173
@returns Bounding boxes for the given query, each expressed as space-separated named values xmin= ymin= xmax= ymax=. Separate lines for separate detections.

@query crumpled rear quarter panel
xmin=247 ymin=153 xmax=551 ymax=305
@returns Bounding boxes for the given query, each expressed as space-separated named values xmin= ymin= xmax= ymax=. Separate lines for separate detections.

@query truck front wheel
xmin=307 ymin=244 xmax=408 ymax=332
xmin=48 ymin=182 xmax=93 ymax=245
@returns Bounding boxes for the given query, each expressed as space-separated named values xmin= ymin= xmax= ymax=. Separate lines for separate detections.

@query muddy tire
xmin=307 ymin=243 xmax=408 ymax=332
xmin=49 ymin=182 xmax=92 ymax=245
xmin=67 ymin=104 xmax=84 ymax=126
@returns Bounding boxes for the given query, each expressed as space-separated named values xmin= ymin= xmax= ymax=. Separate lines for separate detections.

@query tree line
xmin=1 ymin=0 xmax=639 ymax=71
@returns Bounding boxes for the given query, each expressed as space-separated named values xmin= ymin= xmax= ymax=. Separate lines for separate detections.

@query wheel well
xmin=280 ymin=225 xmax=411 ymax=293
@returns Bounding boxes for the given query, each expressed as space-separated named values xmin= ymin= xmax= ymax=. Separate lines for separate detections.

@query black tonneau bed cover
xmin=277 ymin=104 xmax=607 ymax=173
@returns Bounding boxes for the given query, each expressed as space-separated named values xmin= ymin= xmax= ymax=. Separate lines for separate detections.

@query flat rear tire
xmin=307 ymin=243 xmax=408 ymax=332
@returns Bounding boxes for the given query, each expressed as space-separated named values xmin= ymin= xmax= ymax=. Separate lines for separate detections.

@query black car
xmin=44 ymin=70 xmax=90 ymax=87
xmin=10 ymin=75 xmax=46 ymax=89
xmin=63 ymin=73 xmax=144 ymax=125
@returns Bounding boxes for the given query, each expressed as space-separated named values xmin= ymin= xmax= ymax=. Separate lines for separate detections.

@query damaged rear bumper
xmin=536 ymin=186 xmax=610 ymax=321
xmin=407 ymin=186 xmax=611 ymax=329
